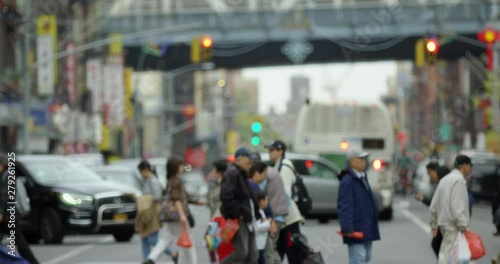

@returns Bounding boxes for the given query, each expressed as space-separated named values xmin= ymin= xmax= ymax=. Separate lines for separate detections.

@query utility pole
xmin=22 ymin=2 xmax=32 ymax=154
xmin=493 ymin=42 xmax=500 ymax=133
xmin=491 ymin=0 xmax=500 ymax=134
xmin=159 ymin=63 xmax=215 ymax=157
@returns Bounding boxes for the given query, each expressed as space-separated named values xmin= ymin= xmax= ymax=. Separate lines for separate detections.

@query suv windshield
xmin=23 ymin=159 xmax=105 ymax=184
xmin=472 ymin=163 xmax=497 ymax=178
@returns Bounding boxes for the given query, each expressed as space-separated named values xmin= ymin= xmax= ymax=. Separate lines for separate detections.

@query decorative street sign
xmin=281 ymin=37 xmax=313 ymax=64
xmin=477 ymin=25 xmax=500 ymax=71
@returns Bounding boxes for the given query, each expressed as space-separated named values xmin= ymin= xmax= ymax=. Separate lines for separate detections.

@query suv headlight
xmin=59 ymin=193 xmax=94 ymax=206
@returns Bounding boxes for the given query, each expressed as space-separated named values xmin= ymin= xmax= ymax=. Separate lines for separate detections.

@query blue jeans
xmin=141 ymin=232 xmax=174 ymax=260
xmin=348 ymin=242 xmax=372 ymax=264
xmin=258 ymin=249 xmax=266 ymax=264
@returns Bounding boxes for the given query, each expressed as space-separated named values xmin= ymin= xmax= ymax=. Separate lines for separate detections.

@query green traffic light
xmin=252 ymin=122 xmax=262 ymax=133
xmin=251 ymin=136 xmax=260 ymax=145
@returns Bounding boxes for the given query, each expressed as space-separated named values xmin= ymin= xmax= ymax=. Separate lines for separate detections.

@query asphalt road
xmin=27 ymin=196 xmax=499 ymax=264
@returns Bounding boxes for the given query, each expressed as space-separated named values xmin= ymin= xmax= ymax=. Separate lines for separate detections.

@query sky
xmin=242 ymin=61 xmax=397 ymax=114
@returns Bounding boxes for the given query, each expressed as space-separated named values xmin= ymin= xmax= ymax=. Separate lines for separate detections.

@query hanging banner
xmin=103 ymin=56 xmax=125 ymax=128
xmin=109 ymin=33 xmax=123 ymax=55
xmin=86 ymin=59 xmax=103 ymax=113
xmin=64 ymin=42 xmax=77 ymax=105
xmin=124 ymin=67 xmax=133 ymax=119
xmin=36 ymin=15 xmax=57 ymax=95
xmin=36 ymin=36 xmax=54 ymax=95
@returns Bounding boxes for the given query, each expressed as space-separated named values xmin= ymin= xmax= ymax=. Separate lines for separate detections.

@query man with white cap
xmin=337 ymin=148 xmax=381 ymax=264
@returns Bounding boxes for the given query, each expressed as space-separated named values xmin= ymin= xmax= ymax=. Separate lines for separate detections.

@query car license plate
xmin=113 ymin=213 xmax=128 ymax=221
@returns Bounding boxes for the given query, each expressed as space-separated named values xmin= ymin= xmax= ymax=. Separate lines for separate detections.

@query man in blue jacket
xmin=337 ymin=148 xmax=381 ymax=264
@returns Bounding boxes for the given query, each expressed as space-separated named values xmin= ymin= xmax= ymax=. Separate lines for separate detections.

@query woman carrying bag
xmin=143 ymin=157 xmax=197 ymax=264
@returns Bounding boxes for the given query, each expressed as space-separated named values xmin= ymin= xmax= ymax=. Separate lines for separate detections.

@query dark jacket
xmin=220 ymin=164 xmax=261 ymax=223
xmin=337 ymin=169 xmax=381 ymax=244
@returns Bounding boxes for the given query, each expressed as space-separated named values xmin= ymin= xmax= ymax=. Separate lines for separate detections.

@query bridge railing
xmin=96 ymin=0 xmax=484 ymax=16
xmin=96 ymin=0 xmax=492 ymax=38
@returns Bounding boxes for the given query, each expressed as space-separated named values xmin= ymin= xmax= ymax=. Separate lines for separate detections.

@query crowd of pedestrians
xmin=0 ymin=145 xmax=492 ymax=264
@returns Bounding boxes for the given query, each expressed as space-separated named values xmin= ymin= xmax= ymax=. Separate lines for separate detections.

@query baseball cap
xmin=264 ymin=140 xmax=287 ymax=151
xmin=346 ymin=148 xmax=369 ymax=160
xmin=235 ymin=147 xmax=253 ymax=158
xmin=250 ymin=151 xmax=261 ymax=160
xmin=454 ymin=155 xmax=472 ymax=166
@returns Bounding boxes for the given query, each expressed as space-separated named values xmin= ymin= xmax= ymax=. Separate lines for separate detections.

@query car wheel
xmin=24 ymin=232 xmax=41 ymax=244
xmin=318 ymin=216 xmax=330 ymax=224
xmin=40 ymin=208 xmax=64 ymax=244
xmin=113 ymin=231 xmax=135 ymax=242
xmin=379 ymin=207 xmax=393 ymax=220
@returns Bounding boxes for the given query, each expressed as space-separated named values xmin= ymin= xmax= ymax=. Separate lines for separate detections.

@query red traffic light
xmin=425 ymin=38 xmax=439 ymax=53
xmin=201 ymin=36 xmax=213 ymax=48
xmin=478 ymin=25 xmax=500 ymax=44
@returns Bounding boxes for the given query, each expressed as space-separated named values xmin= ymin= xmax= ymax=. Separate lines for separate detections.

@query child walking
xmin=255 ymin=190 xmax=271 ymax=264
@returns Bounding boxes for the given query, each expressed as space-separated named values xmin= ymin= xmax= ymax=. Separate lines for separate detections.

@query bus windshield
xmin=294 ymin=103 xmax=395 ymax=169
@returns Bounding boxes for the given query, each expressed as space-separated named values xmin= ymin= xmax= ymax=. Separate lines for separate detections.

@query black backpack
xmin=282 ymin=163 xmax=312 ymax=217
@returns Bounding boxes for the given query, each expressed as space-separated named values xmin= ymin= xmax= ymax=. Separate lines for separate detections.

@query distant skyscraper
xmin=287 ymin=76 xmax=310 ymax=115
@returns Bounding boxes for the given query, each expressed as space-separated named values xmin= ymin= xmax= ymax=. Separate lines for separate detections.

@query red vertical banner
xmin=487 ymin=46 xmax=494 ymax=71
xmin=102 ymin=104 xmax=110 ymax=125
xmin=64 ymin=42 xmax=78 ymax=105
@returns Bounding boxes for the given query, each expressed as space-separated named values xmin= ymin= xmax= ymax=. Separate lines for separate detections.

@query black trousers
xmin=431 ymin=228 xmax=443 ymax=258
xmin=277 ymin=222 xmax=301 ymax=264
xmin=0 ymin=221 xmax=40 ymax=264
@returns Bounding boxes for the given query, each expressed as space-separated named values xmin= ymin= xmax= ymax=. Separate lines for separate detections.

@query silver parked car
xmin=260 ymin=152 xmax=393 ymax=223
xmin=111 ymin=158 xmax=168 ymax=189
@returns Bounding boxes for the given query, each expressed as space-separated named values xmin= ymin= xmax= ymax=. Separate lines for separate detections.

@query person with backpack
xmin=266 ymin=140 xmax=304 ymax=264
xmin=337 ymin=148 xmax=380 ymax=264
xmin=0 ymin=154 xmax=40 ymax=264
xmin=250 ymin=153 xmax=288 ymax=264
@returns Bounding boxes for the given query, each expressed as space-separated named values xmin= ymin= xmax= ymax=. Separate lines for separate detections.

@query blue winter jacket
xmin=249 ymin=180 xmax=272 ymax=218
xmin=337 ymin=169 xmax=381 ymax=244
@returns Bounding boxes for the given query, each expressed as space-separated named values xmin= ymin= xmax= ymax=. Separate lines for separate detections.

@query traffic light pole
xmin=22 ymin=1 xmax=32 ymax=154
xmin=492 ymin=43 xmax=500 ymax=133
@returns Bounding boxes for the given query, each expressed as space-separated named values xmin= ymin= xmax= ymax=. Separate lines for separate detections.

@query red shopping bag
xmin=464 ymin=230 xmax=486 ymax=260
xmin=336 ymin=230 xmax=364 ymax=239
xmin=212 ymin=217 xmax=235 ymax=261
xmin=177 ymin=223 xmax=193 ymax=248
xmin=220 ymin=218 xmax=239 ymax=243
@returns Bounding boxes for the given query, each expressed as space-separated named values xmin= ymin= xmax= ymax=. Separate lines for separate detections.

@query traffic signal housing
xmin=200 ymin=36 xmax=212 ymax=62
xmin=425 ymin=37 xmax=439 ymax=64
xmin=415 ymin=37 xmax=439 ymax=67
xmin=251 ymin=122 xmax=262 ymax=146
xmin=191 ymin=35 xmax=213 ymax=63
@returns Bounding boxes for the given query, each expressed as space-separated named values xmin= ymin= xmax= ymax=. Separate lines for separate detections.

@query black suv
xmin=469 ymin=159 xmax=500 ymax=201
xmin=15 ymin=155 xmax=137 ymax=244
